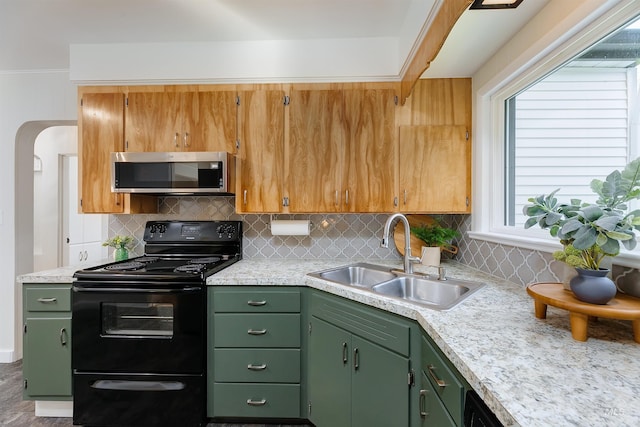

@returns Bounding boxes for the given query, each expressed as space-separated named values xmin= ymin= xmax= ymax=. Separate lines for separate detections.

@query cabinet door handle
xmin=247 ymin=329 xmax=267 ymax=335
xmin=59 ymin=328 xmax=67 ymax=346
xmin=78 ymin=251 xmax=83 ymax=261
xmin=174 ymin=132 xmax=179 ymax=148
xmin=243 ymin=189 xmax=248 ymax=205
xmin=247 ymin=300 xmax=267 ymax=306
xmin=428 ymin=365 xmax=447 ymax=388
xmin=183 ymin=132 xmax=189 ymax=147
xmin=335 ymin=190 xmax=339 ymax=206
xmin=419 ymin=389 xmax=428 ymax=417
xmin=84 ymin=250 xmax=88 ymax=261
xmin=247 ymin=364 xmax=267 ymax=371
xmin=37 ymin=297 xmax=57 ymax=303
xmin=345 ymin=190 xmax=349 ymax=205
xmin=246 ymin=399 xmax=267 ymax=406
xmin=114 ymin=193 xmax=121 ymax=206
xmin=342 ymin=342 xmax=348 ymax=365
xmin=353 ymin=347 xmax=359 ymax=370
xmin=403 ymin=189 xmax=407 ymax=205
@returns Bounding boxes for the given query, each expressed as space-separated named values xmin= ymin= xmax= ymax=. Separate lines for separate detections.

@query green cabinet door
xmin=351 ymin=335 xmax=410 ymax=427
xmin=23 ymin=317 xmax=71 ymax=398
xmin=308 ymin=317 xmax=351 ymax=427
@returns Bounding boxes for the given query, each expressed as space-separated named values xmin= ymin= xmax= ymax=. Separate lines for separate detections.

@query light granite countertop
xmin=17 ymin=258 xmax=640 ymax=426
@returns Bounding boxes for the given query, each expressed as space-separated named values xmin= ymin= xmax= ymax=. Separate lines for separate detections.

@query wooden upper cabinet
xmin=399 ymin=125 xmax=470 ymax=213
xmin=79 ymin=92 xmax=126 ymax=213
xmin=125 ymin=90 xmax=237 ymax=153
xmin=236 ymin=90 xmax=285 ymax=213
xmin=79 ymin=91 xmax=158 ymax=214
xmin=185 ymin=91 xmax=237 ymax=153
xmin=125 ymin=91 xmax=182 ymax=152
xmin=288 ymin=89 xmax=344 ymax=213
xmin=343 ymin=89 xmax=396 ymax=213
xmin=288 ymin=88 xmax=397 ymax=213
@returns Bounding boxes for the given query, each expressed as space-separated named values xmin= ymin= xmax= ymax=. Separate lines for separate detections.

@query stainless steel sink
xmin=308 ymin=263 xmax=485 ymax=310
xmin=371 ymin=275 xmax=485 ymax=310
xmin=309 ymin=263 xmax=397 ymax=287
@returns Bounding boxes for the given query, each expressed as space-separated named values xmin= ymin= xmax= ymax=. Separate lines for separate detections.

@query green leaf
xmin=594 ymin=215 xmax=619 ymax=231
xmin=599 ymin=237 xmax=620 ymax=256
xmin=524 ymin=217 xmax=539 ymax=229
xmin=544 ymin=212 xmax=562 ymax=226
xmin=572 ymin=226 xmax=597 ymax=250
xmin=560 ymin=219 xmax=582 ymax=234
xmin=604 ymin=230 xmax=634 ymax=241
xmin=580 ymin=205 xmax=604 ymax=221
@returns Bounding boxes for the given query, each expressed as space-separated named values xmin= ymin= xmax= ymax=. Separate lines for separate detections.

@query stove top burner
xmin=104 ymin=261 xmax=145 ymax=271
xmin=136 ymin=256 xmax=160 ymax=263
xmin=189 ymin=257 xmax=221 ymax=264
xmin=175 ymin=264 xmax=206 ymax=273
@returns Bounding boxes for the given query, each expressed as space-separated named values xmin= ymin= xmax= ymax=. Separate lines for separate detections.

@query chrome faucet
xmin=381 ymin=213 xmax=421 ymax=274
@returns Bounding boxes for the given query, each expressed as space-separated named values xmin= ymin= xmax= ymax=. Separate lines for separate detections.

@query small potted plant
xmin=103 ymin=235 xmax=134 ymax=261
xmin=523 ymin=158 xmax=640 ymax=304
xmin=410 ymin=222 xmax=460 ymax=267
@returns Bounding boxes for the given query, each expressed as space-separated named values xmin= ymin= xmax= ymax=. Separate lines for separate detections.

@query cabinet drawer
xmin=25 ymin=286 xmax=71 ymax=312
xmin=420 ymin=373 xmax=457 ymax=427
xmin=421 ymin=335 xmax=465 ymax=426
xmin=214 ymin=349 xmax=300 ymax=383
xmin=213 ymin=383 xmax=300 ymax=418
xmin=212 ymin=288 xmax=300 ymax=313
xmin=310 ymin=291 xmax=410 ymax=356
xmin=214 ymin=314 xmax=301 ymax=348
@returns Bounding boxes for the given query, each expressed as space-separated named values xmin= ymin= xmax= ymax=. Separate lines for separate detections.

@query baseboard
xmin=0 ymin=349 xmax=17 ymax=363
xmin=35 ymin=401 xmax=73 ymax=417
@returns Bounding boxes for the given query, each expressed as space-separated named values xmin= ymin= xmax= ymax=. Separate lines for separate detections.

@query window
xmin=505 ymin=16 xmax=640 ymax=229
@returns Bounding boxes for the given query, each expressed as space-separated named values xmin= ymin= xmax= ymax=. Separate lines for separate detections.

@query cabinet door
xmin=343 ymin=89 xmax=397 ymax=213
xmin=185 ymin=91 xmax=237 ymax=152
xmin=308 ymin=317 xmax=351 ymax=427
xmin=237 ymin=90 xmax=285 ymax=213
xmin=399 ymin=125 xmax=470 ymax=213
xmin=288 ymin=89 xmax=344 ymax=212
xmin=80 ymin=92 xmax=125 ymax=213
xmin=351 ymin=335 xmax=410 ymax=427
xmin=23 ymin=317 xmax=71 ymax=398
xmin=420 ymin=373 xmax=457 ymax=427
xmin=125 ymin=91 xmax=182 ymax=152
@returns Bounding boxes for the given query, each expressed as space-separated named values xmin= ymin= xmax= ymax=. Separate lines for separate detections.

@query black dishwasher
xmin=464 ymin=390 xmax=503 ymax=427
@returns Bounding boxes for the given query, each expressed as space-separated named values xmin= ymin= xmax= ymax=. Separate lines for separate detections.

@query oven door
xmin=72 ymin=282 xmax=204 ymax=374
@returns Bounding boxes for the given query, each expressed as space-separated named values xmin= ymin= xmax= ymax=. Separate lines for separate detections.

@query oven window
xmin=101 ymin=303 xmax=174 ymax=337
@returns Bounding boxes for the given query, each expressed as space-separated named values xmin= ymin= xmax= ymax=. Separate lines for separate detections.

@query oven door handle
xmin=90 ymin=380 xmax=186 ymax=392
xmin=72 ymin=286 xmax=201 ymax=293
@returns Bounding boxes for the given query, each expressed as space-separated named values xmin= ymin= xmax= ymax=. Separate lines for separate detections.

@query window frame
xmin=470 ymin=0 xmax=640 ymax=268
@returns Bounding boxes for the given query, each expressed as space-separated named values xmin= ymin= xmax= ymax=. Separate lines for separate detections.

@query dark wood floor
xmin=0 ymin=361 xmax=308 ymax=427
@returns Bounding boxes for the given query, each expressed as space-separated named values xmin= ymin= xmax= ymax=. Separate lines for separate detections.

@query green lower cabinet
xmin=351 ymin=335 xmax=410 ymax=427
xmin=23 ymin=317 xmax=72 ymax=398
xmin=308 ymin=292 xmax=414 ymax=427
xmin=213 ymin=383 xmax=300 ymax=418
xmin=308 ymin=317 xmax=352 ymax=426
xmin=22 ymin=283 xmax=72 ymax=401
xmin=419 ymin=373 xmax=456 ymax=427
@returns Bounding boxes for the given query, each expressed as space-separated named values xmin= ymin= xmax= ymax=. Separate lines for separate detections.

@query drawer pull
xmin=428 ymin=365 xmax=447 ymax=388
xmin=247 ymin=329 xmax=267 ymax=335
xmin=37 ymin=297 xmax=57 ymax=303
xmin=247 ymin=300 xmax=267 ymax=306
xmin=60 ymin=328 xmax=67 ymax=346
xmin=247 ymin=363 xmax=267 ymax=371
xmin=353 ymin=347 xmax=359 ymax=370
xmin=419 ymin=389 xmax=428 ymax=417
xmin=342 ymin=342 xmax=348 ymax=365
xmin=246 ymin=398 xmax=267 ymax=406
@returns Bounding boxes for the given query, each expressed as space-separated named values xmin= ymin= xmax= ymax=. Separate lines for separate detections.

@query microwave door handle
xmin=91 ymin=380 xmax=185 ymax=392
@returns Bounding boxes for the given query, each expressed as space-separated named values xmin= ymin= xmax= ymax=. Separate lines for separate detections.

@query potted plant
xmin=103 ymin=235 xmax=134 ymax=261
xmin=523 ymin=158 xmax=640 ymax=304
xmin=410 ymin=222 xmax=460 ymax=267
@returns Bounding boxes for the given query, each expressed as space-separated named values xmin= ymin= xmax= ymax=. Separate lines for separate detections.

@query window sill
xmin=467 ymin=231 xmax=640 ymax=269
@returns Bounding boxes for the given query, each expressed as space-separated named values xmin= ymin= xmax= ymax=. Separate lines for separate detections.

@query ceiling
xmin=0 ymin=0 xmax=550 ymax=78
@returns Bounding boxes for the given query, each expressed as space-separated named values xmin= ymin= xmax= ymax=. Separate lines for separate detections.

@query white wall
xmin=0 ymin=70 xmax=76 ymax=362
xmin=33 ymin=126 xmax=78 ymax=271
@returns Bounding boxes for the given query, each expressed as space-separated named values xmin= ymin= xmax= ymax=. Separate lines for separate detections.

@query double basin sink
xmin=308 ymin=263 xmax=485 ymax=310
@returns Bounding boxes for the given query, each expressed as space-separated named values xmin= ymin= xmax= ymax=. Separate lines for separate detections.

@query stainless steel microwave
xmin=111 ymin=152 xmax=235 ymax=194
